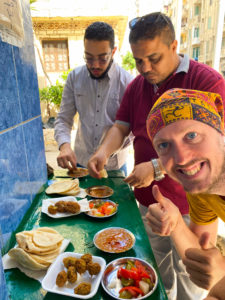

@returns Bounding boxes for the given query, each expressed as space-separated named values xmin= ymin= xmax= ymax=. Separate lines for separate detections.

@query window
xmin=194 ymin=27 xmax=199 ymax=38
xmin=208 ymin=17 xmax=211 ymax=29
xmin=194 ymin=6 xmax=199 ymax=15
xmin=193 ymin=47 xmax=200 ymax=60
xmin=42 ymin=40 xmax=69 ymax=72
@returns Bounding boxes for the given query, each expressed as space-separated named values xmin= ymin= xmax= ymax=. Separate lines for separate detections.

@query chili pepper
xmin=119 ymin=286 xmax=144 ymax=297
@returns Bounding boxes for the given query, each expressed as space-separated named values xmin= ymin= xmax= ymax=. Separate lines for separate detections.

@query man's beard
xmin=87 ymin=59 xmax=113 ymax=80
xmin=205 ymin=154 xmax=225 ymax=194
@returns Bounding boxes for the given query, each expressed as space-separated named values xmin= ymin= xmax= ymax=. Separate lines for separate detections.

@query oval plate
xmin=93 ymin=227 xmax=135 ymax=253
xmin=85 ymin=186 xmax=114 ymax=198
xmin=85 ymin=199 xmax=118 ymax=218
xmin=67 ymin=167 xmax=89 ymax=178
xmin=101 ymin=257 xmax=158 ymax=300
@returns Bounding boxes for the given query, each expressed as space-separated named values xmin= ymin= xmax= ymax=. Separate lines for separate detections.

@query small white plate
xmin=42 ymin=197 xmax=90 ymax=218
xmin=42 ymin=252 xmax=106 ymax=299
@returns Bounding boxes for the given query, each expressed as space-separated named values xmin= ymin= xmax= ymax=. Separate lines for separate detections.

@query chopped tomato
xmin=119 ymin=286 xmax=144 ymax=297
xmin=89 ymin=202 xmax=94 ymax=209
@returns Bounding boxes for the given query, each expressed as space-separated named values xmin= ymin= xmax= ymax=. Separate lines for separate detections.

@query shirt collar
xmin=176 ymin=54 xmax=190 ymax=74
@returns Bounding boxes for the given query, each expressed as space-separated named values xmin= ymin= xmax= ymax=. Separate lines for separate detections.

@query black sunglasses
xmin=129 ymin=13 xmax=170 ymax=30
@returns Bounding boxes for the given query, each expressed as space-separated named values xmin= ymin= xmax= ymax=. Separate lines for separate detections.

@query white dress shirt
xmin=54 ymin=61 xmax=134 ymax=169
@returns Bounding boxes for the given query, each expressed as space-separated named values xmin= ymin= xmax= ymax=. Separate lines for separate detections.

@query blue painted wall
xmin=0 ymin=0 xmax=47 ymax=298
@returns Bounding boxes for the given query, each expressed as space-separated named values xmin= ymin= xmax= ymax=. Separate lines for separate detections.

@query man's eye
xmin=158 ymin=142 xmax=168 ymax=150
xmin=149 ymin=56 xmax=161 ymax=64
xmin=135 ymin=59 xmax=142 ymax=65
xmin=186 ymin=132 xmax=197 ymax=140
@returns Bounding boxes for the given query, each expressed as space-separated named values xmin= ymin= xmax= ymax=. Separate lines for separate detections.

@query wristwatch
xmin=151 ymin=159 xmax=165 ymax=181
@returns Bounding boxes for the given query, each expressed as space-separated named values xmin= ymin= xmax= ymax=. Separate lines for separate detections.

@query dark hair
xmin=84 ymin=22 xmax=115 ymax=49
xmin=129 ymin=12 xmax=175 ymax=46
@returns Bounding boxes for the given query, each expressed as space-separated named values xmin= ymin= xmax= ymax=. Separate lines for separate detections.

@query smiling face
xmin=84 ymin=39 xmax=116 ymax=78
xmin=153 ymin=120 xmax=225 ymax=194
xmin=130 ymin=36 xmax=179 ymax=86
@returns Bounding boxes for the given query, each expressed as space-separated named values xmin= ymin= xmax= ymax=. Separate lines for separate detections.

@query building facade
xmin=164 ymin=0 xmax=225 ymax=76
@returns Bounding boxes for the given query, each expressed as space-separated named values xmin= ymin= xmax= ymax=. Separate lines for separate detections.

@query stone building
xmin=164 ymin=0 xmax=225 ymax=75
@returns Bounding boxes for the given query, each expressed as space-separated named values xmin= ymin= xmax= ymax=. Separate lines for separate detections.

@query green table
xmin=3 ymin=171 xmax=168 ymax=300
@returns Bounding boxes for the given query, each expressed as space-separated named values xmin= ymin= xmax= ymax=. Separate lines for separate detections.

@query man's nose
xmin=92 ymin=59 xmax=100 ymax=68
xmin=141 ymin=60 xmax=152 ymax=73
xmin=173 ymin=143 xmax=192 ymax=165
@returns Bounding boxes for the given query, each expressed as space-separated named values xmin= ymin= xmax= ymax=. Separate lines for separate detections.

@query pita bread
xmin=8 ymin=248 xmax=48 ymax=270
xmin=29 ymin=248 xmax=60 ymax=265
xmin=99 ymin=169 xmax=108 ymax=178
xmin=60 ymin=187 xmax=80 ymax=196
xmin=16 ymin=228 xmax=63 ymax=254
xmin=45 ymin=179 xmax=79 ymax=195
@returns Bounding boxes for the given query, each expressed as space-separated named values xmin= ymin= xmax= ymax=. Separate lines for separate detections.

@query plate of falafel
xmin=42 ymin=252 xmax=106 ymax=298
xmin=42 ymin=197 xmax=90 ymax=218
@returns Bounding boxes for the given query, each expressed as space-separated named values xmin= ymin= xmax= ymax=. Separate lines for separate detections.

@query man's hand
xmin=87 ymin=151 xmax=108 ymax=179
xmin=183 ymin=232 xmax=225 ymax=290
xmin=124 ymin=161 xmax=154 ymax=188
xmin=146 ymin=185 xmax=181 ymax=236
xmin=204 ymin=275 xmax=225 ymax=300
xmin=57 ymin=143 xmax=77 ymax=171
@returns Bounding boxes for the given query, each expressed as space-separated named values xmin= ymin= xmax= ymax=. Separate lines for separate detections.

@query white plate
xmin=42 ymin=197 xmax=90 ymax=218
xmin=101 ymin=257 xmax=158 ymax=299
xmin=42 ymin=252 xmax=106 ymax=299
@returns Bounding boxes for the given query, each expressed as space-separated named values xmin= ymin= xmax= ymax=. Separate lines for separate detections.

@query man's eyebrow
xmin=133 ymin=53 xmax=160 ymax=60
xmin=85 ymin=51 xmax=109 ymax=57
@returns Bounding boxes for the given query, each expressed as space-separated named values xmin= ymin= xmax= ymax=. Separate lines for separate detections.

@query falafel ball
xmin=67 ymin=266 xmax=77 ymax=283
xmin=74 ymin=282 xmax=91 ymax=295
xmin=65 ymin=201 xmax=80 ymax=214
xmin=75 ymin=258 xmax=86 ymax=274
xmin=87 ymin=262 xmax=101 ymax=276
xmin=48 ymin=205 xmax=58 ymax=215
xmin=56 ymin=270 xmax=67 ymax=287
xmin=55 ymin=201 xmax=66 ymax=212
xmin=63 ymin=256 xmax=77 ymax=268
xmin=81 ymin=253 xmax=92 ymax=264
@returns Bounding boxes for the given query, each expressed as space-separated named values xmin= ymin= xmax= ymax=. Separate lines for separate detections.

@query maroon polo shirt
xmin=116 ymin=58 xmax=225 ymax=214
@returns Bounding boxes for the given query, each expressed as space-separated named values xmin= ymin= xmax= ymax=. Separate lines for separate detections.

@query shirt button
xmin=97 ymin=110 xmax=99 ymax=112
xmin=96 ymin=124 xmax=98 ymax=126
xmin=95 ymin=138 xmax=97 ymax=140
xmin=98 ymin=95 xmax=100 ymax=98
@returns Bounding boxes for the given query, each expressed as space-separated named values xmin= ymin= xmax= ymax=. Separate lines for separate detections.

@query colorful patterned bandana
xmin=146 ymin=88 xmax=224 ymax=141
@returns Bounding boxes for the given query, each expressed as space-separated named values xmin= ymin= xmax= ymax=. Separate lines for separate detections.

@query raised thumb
xmin=152 ymin=185 xmax=167 ymax=208
xmin=199 ymin=232 xmax=211 ymax=250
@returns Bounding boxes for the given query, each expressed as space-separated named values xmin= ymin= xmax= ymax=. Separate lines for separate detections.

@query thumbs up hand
xmin=183 ymin=232 xmax=225 ymax=290
xmin=145 ymin=185 xmax=181 ymax=236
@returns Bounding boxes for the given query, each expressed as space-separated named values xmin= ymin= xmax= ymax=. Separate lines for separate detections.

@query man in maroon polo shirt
xmin=88 ymin=12 xmax=225 ymax=300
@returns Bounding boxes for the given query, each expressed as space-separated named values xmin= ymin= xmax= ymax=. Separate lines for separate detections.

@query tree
xmin=121 ymin=51 xmax=136 ymax=73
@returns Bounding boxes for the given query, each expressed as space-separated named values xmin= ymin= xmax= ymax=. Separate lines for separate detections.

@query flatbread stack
xmin=8 ymin=227 xmax=64 ymax=270
xmin=45 ymin=179 xmax=80 ymax=196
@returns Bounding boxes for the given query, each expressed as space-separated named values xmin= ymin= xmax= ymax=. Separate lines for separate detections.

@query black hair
xmin=129 ymin=12 xmax=175 ymax=47
xmin=84 ymin=22 xmax=115 ymax=49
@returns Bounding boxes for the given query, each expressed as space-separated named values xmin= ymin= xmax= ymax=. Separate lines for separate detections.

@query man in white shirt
xmin=54 ymin=22 xmax=133 ymax=174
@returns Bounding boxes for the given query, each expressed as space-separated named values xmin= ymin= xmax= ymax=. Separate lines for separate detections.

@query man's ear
xmin=171 ymin=40 xmax=178 ymax=53
xmin=112 ymin=47 xmax=117 ymax=56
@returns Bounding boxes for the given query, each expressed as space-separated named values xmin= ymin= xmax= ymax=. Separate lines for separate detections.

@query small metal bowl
xmin=101 ymin=257 xmax=158 ymax=299
xmin=93 ymin=227 xmax=135 ymax=253
xmin=85 ymin=199 xmax=118 ymax=218
xmin=67 ymin=167 xmax=89 ymax=178
xmin=85 ymin=185 xmax=114 ymax=198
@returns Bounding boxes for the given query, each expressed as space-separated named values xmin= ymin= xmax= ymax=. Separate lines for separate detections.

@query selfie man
xmin=88 ymin=12 xmax=225 ymax=300
xmin=54 ymin=22 xmax=133 ymax=174
xmin=146 ymin=88 xmax=225 ymax=298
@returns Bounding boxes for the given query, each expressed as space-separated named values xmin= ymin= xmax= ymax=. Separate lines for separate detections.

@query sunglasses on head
xmin=129 ymin=13 xmax=170 ymax=30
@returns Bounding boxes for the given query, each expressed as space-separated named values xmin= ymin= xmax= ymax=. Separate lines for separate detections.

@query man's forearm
xmin=97 ymin=123 xmax=130 ymax=158
xmin=171 ymin=216 xmax=201 ymax=260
